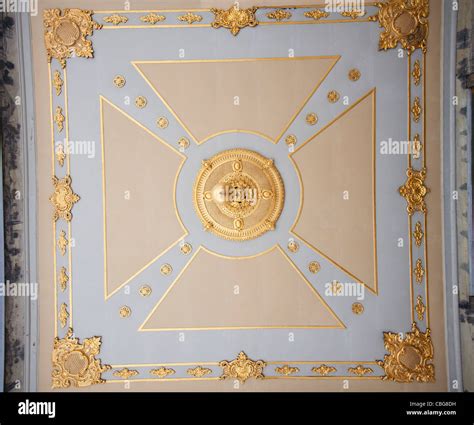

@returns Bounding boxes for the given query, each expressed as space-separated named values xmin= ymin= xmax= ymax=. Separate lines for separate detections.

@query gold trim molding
xmin=211 ymin=5 xmax=258 ymax=36
xmin=219 ymin=352 xmax=266 ymax=383
xmin=52 ymin=328 xmax=111 ymax=388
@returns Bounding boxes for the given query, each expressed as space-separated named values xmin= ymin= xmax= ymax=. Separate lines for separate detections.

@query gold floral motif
xmin=57 ymin=230 xmax=68 ymax=256
xmin=53 ymin=70 xmax=63 ymax=96
xmin=348 ymin=365 xmax=373 ymax=376
xmin=413 ymin=221 xmax=424 ymax=247
xmin=211 ymin=5 xmax=258 ymax=36
xmin=327 ymin=90 xmax=340 ymax=103
xmin=58 ymin=267 xmax=69 ymax=292
xmin=113 ymin=368 xmax=138 ymax=379
xmin=377 ymin=322 xmax=435 ymax=382
xmin=304 ymin=9 xmax=330 ymax=20
xmin=287 ymin=240 xmax=299 ymax=253
xmin=412 ymin=97 xmax=422 ymax=122
xmin=50 ymin=175 xmax=80 ymax=222
xmin=285 ymin=134 xmax=297 ymax=146
xmin=140 ymin=13 xmax=166 ymax=25
xmin=187 ymin=366 xmax=212 ymax=377
xmin=180 ymin=243 xmax=192 ymax=255
xmin=119 ymin=306 xmax=131 ymax=318
xmin=52 ymin=328 xmax=110 ymax=388
xmin=369 ymin=0 xmax=429 ymax=54
xmin=178 ymin=12 xmax=203 ymax=24
xmin=150 ymin=367 xmax=175 ymax=378
xmin=399 ymin=167 xmax=429 ymax=215
xmin=135 ymin=96 xmax=147 ymax=109
xmin=308 ymin=261 xmax=320 ymax=274
xmin=56 ymin=143 xmax=65 ymax=167
xmin=59 ymin=303 xmax=69 ymax=328
xmin=113 ymin=75 xmax=126 ymax=88
xmin=219 ymin=351 xmax=266 ymax=383
xmin=103 ymin=14 xmax=128 ymax=25
xmin=275 ymin=365 xmax=299 ymax=376
xmin=178 ymin=137 xmax=190 ymax=150
xmin=352 ymin=302 xmax=364 ymax=315
xmin=312 ymin=364 xmax=337 ymax=375
xmin=416 ymin=295 xmax=425 ymax=321
xmin=306 ymin=113 xmax=318 ymax=125
xmin=414 ymin=258 xmax=425 ymax=284
xmin=412 ymin=59 xmax=422 ymax=86
xmin=340 ymin=10 xmax=366 ymax=19
xmin=43 ymin=8 xmax=102 ymax=68
xmin=54 ymin=106 xmax=65 ymax=132
xmin=267 ymin=9 xmax=292 ymax=21
xmin=160 ymin=264 xmax=172 ymax=276
xmin=157 ymin=117 xmax=168 ymax=128
xmin=139 ymin=285 xmax=152 ymax=297
xmin=348 ymin=68 xmax=361 ymax=81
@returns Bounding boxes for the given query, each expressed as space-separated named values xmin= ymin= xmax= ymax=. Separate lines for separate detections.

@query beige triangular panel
xmin=100 ymin=97 xmax=185 ymax=298
xmin=292 ymin=90 xmax=377 ymax=293
xmin=141 ymin=247 xmax=343 ymax=330
xmin=134 ymin=57 xmax=339 ymax=143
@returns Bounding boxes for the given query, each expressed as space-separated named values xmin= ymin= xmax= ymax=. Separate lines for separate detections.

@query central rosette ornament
xmin=194 ymin=149 xmax=285 ymax=241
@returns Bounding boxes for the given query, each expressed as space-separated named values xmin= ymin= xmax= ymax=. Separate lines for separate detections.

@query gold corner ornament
xmin=377 ymin=322 xmax=435 ymax=383
xmin=50 ymin=175 xmax=80 ymax=222
xmin=43 ymin=8 xmax=102 ymax=68
xmin=52 ymin=328 xmax=111 ymax=388
xmin=369 ymin=0 xmax=429 ymax=55
xmin=194 ymin=149 xmax=284 ymax=241
xmin=399 ymin=167 xmax=429 ymax=215
xmin=219 ymin=351 xmax=266 ymax=383
xmin=211 ymin=5 xmax=258 ymax=36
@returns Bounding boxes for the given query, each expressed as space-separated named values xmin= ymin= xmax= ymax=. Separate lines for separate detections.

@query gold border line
xmin=199 ymin=129 xmax=275 ymax=145
xmin=99 ymin=96 xmax=188 ymax=300
xmin=139 ymin=245 xmax=345 ymax=331
xmin=407 ymin=55 xmax=414 ymax=322
xmin=423 ymin=51 xmax=429 ymax=327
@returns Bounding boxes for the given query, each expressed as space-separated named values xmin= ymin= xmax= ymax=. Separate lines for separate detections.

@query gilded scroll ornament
xmin=411 ymin=97 xmax=422 ymax=122
xmin=57 ymin=230 xmax=68 ymax=256
xmin=52 ymin=328 xmax=111 ymax=388
xmin=113 ymin=75 xmax=126 ymax=88
xmin=54 ymin=106 xmax=65 ymax=132
xmin=308 ymin=261 xmax=320 ymax=274
xmin=348 ymin=68 xmax=361 ymax=81
xmin=416 ymin=295 xmax=425 ymax=321
xmin=53 ymin=70 xmax=63 ymax=96
xmin=306 ymin=113 xmax=318 ymax=125
xmin=150 ymin=367 xmax=175 ymax=378
xmin=413 ymin=221 xmax=424 ymax=247
xmin=398 ymin=167 xmax=429 ymax=215
xmin=59 ymin=303 xmax=69 ymax=328
xmin=312 ymin=364 xmax=337 ymax=376
xmin=267 ymin=9 xmax=292 ymax=21
xmin=56 ymin=143 xmax=65 ymax=167
xmin=340 ymin=10 xmax=366 ymax=19
xmin=352 ymin=302 xmax=364 ymax=315
xmin=178 ymin=12 xmax=204 ymax=24
xmin=113 ymin=368 xmax=139 ymax=379
xmin=140 ymin=13 xmax=166 ymax=25
xmin=327 ymin=90 xmax=340 ymax=103
xmin=377 ymin=322 xmax=435 ymax=382
xmin=211 ymin=5 xmax=259 ymax=36
xmin=139 ymin=285 xmax=152 ymax=297
xmin=43 ymin=8 xmax=102 ymax=68
xmin=194 ymin=149 xmax=284 ymax=241
xmin=187 ymin=366 xmax=212 ymax=377
xmin=414 ymin=258 xmax=425 ymax=284
xmin=219 ymin=351 xmax=266 ymax=383
xmin=119 ymin=306 xmax=131 ymax=318
xmin=58 ymin=267 xmax=69 ymax=292
xmin=369 ymin=0 xmax=429 ymax=55
xmin=275 ymin=365 xmax=299 ymax=376
xmin=304 ymin=9 xmax=330 ymax=20
xmin=348 ymin=365 xmax=373 ymax=376
xmin=50 ymin=175 xmax=80 ymax=222
xmin=412 ymin=59 xmax=422 ymax=85
xmin=103 ymin=14 xmax=128 ymax=25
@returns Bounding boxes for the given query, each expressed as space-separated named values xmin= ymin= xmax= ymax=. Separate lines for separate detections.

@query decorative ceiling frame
xmin=44 ymin=0 xmax=433 ymax=388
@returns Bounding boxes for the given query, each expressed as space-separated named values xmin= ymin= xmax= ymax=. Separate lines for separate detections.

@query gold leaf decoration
xmin=58 ymin=266 xmax=69 ymax=291
xmin=414 ymin=258 xmax=425 ymax=284
xmin=178 ymin=137 xmax=190 ymax=150
xmin=304 ymin=9 xmax=330 ymax=20
xmin=308 ymin=261 xmax=320 ymax=274
xmin=287 ymin=240 xmax=299 ymax=253
xmin=211 ymin=5 xmax=258 ymax=36
xmin=119 ymin=306 xmax=131 ymax=318
xmin=340 ymin=10 xmax=366 ymax=19
xmin=416 ymin=295 xmax=426 ymax=321
xmin=54 ymin=106 xmax=65 ymax=132
xmin=180 ymin=242 xmax=192 ymax=255
xmin=135 ymin=96 xmax=147 ymax=109
xmin=369 ymin=0 xmax=429 ymax=54
xmin=412 ymin=59 xmax=422 ymax=86
xmin=348 ymin=68 xmax=361 ymax=81
xmin=399 ymin=167 xmax=429 ymax=215
xmin=50 ymin=175 xmax=80 ymax=222
xmin=103 ymin=14 xmax=128 ymax=25
xmin=285 ymin=134 xmax=297 ymax=146
xmin=56 ymin=143 xmax=65 ymax=167
xmin=160 ymin=264 xmax=172 ymax=275
xmin=140 ymin=12 xmax=166 ymax=25
xmin=113 ymin=368 xmax=139 ymax=379
xmin=348 ymin=364 xmax=373 ymax=376
xmin=412 ymin=97 xmax=422 ymax=122
xmin=267 ymin=9 xmax=292 ymax=21
xmin=53 ymin=70 xmax=63 ymax=96
xmin=377 ymin=322 xmax=435 ymax=382
xmin=187 ymin=366 xmax=212 ymax=377
xmin=219 ymin=351 xmax=266 ymax=383
xmin=413 ymin=221 xmax=424 ymax=247
xmin=57 ymin=230 xmax=68 ymax=256
xmin=327 ymin=90 xmax=340 ymax=103
xmin=312 ymin=364 xmax=337 ymax=376
xmin=139 ymin=285 xmax=152 ymax=297
xmin=52 ymin=328 xmax=111 ymax=388
xmin=306 ymin=113 xmax=318 ymax=125
xmin=43 ymin=8 xmax=102 ymax=68
xmin=352 ymin=302 xmax=364 ymax=315
xmin=178 ymin=12 xmax=203 ymax=24
xmin=156 ymin=117 xmax=168 ymax=128
xmin=59 ymin=303 xmax=69 ymax=328
xmin=150 ymin=367 xmax=175 ymax=378
xmin=275 ymin=365 xmax=299 ymax=376
xmin=113 ymin=75 xmax=126 ymax=88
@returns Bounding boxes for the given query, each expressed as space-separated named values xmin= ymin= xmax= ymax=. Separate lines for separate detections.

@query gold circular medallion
xmin=157 ymin=117 xmax=168 ymax=128
xmin=119 ymin=306 xmax=131 ymax=318
xmin=348 ymin=68 xmax=361 ymax=81
xmin=180 ymin=242 xmax=192 ymax=254
xmin=305 ymin=113 xmax=318 ymax=125
xmin=194 ymin=149 xmax=285 ymax=241
xmin=135 ymin=96 xmax=147 ymax=108
xmin=160 ymin=264 xmax=172 ymax=275
xmin=308 ymin=261 xmax=320 ymax=274
xmin=352 ymin=302 xmax=364 ymax=315
xmin=113 ymin=75 xmax=126 ymax=88
xmin=139 ymin=285 xmax=152 ymax=296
